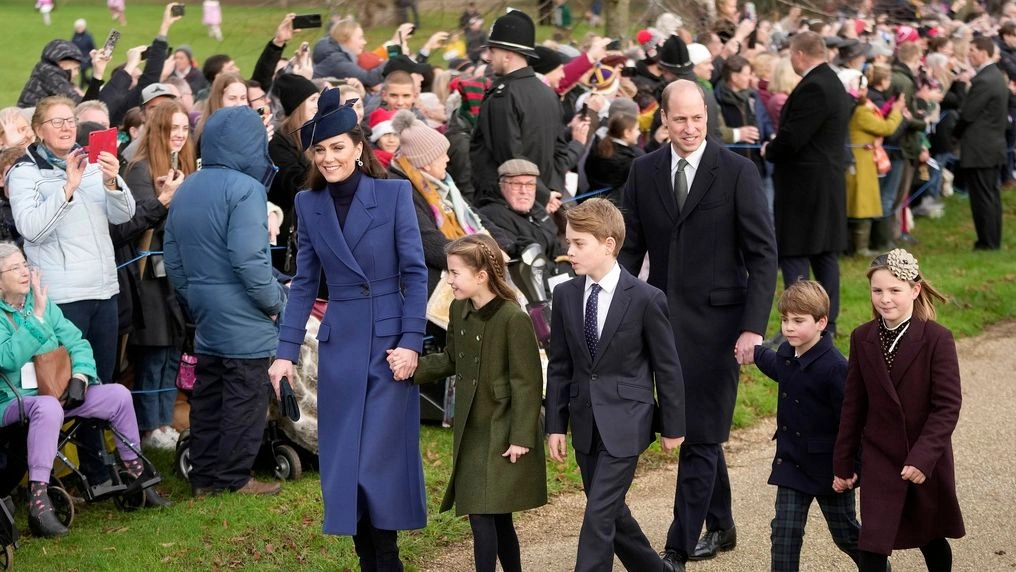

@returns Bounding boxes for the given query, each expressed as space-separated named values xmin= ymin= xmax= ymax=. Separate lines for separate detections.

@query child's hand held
xmin=502 ymin=444 xmax=529 ymax=463
xmin=901 ymin=465 xmax=926 ymax=484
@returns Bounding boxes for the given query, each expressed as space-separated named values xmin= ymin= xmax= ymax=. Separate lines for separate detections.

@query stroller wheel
xmin=272 ymin=445 xmax=302 ymax=481
xmin=175 ymin=435 xmax=192 ymax=481
xmin=112 ymin=470 xmax=146 ymax=512
xmin=46 ymin=486 xmax=74 ymax=528
xmin=1 ymin=544 xmax=12 ymax=570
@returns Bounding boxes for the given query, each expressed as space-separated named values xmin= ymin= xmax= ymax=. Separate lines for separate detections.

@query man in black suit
xmin=955 ymin=36 xmax=1009 ymax=250
xmin=618 ymin=80 xmax=778 ymax=569
xmin=763 ymin=31 xmax=852 ymax=334
xmin=546 ymin=198 xmax=685 ymax=572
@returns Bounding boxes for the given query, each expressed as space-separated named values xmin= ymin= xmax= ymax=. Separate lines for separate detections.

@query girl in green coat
xmin=408 ymin=233 xmax=547 ymax=572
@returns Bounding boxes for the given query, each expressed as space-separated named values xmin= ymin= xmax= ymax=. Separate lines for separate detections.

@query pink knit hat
xmin=391 ymin=110 xmax=449 ymax=169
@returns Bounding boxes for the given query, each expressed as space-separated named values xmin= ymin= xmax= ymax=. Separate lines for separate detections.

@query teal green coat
xmin=0 ymin=290 xmax=98 ymax=414
xmin=415 ymin=297 xmax=547 ymax=515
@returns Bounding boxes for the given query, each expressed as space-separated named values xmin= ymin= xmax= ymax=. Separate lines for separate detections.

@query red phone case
xmin=88 ymin=128 xmax=118 ymax=163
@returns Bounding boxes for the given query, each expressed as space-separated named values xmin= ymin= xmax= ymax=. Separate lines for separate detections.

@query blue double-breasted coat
xmin=276 ymin=175 xmax=428 ymax=535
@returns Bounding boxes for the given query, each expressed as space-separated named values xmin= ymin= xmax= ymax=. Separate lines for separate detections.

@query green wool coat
xmin=415 ymin=296 xmax=547 ymax=516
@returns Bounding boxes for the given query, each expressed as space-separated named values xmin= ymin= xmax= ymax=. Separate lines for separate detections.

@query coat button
xmin=472 ymin=379 xmax=477 ymax=386
xmin=795 ymin=431 xmax=801 ymax=437
xmin=476 ymin=335 xmax=481 ymax=341
xmin=458 ymin=352 xmax=464 ymax=358
xmin=781 ymin=426 xmax=787 ymax=431
xmin=781 ymin=392 xmax=787 ymax=398
xmin=775 ymin=457 xmax=783 ymax=464
xmin=460 ymin=329 xmax=465 ymax=336
xmin=794 ymin=399 xmax=800 ymax=404
xmin=361 ymin=284 xmax=369 ymax=295
xmin=785 ymin=360 xmax=791 ymax=365
xmin=474 ymin=357 xmax=479 ymax=363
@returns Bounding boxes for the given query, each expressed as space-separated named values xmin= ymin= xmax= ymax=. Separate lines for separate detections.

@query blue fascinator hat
xmin=299 ymin=87 xmax=359 ymax=150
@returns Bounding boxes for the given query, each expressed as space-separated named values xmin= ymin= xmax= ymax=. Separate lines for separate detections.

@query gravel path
xmin=422 ymin=321 xmax=1016 ymax=571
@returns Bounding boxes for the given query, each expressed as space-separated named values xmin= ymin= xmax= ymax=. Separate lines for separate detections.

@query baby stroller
xmin=0 ymin=424 xmax=24 ymax=570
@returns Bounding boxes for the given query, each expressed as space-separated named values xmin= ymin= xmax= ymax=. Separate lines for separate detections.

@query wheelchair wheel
xmin=111 ymin=470 xmax=146 ymax=512
xmin=174 ymin=432 xmax=192 ymax=481
xmin=47 ymin=486 xmax=74 ymax=528
xmin=272 ymin=445 xmax=302 ymax=481
xmin=1 ymin=544 xmax=12 ymax=571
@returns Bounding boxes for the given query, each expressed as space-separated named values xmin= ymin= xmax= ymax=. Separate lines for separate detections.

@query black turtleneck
xmin=327 ymin=169 xmax=362 ymax=228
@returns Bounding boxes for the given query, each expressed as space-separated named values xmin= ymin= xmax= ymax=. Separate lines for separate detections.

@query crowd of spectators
xmin=0 ymin=0 xmax=1012 ymax=540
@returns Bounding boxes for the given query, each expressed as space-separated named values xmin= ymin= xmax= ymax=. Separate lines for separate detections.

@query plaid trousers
xmin=771 ymin=485 xmax=861 ymax=572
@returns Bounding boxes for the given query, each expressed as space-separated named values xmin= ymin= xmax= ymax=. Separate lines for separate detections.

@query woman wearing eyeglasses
xmin=5 ymin=95 xmax=136 ymax=387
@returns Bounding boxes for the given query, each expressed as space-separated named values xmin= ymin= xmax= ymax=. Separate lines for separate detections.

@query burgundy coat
xmin=833 ymin=319 xmax=965 ymax=554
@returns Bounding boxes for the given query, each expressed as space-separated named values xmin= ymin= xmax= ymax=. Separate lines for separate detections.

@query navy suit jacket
xmin=545 ymin=266 xmax=686 ymax=458
xmin=754 ymin=333 xmax=847 ymax=496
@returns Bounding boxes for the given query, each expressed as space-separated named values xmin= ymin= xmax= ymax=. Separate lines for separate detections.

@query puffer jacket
xmin=7 ymin=144 xmax=135 ymax=304
xmin=17 ymin=40 xmax=86 ymax=108
xmin=311 ymin=37 xmax=384 ymax=88
xmin=163 ymin=106 xmax=286 ymax=359
xmin=0 ymin=289 xmax=99 ymax=416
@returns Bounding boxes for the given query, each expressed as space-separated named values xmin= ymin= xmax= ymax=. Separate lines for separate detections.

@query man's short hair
xmin=74 ymin=100 xmax=109 ymax=120
xmin=660 ymin=79 xmax=706 ymax=116
xmin=722 ymin=55 xmax=751 ymax=81
xmin=1002 ymin=22 xmax=1016 ymax=38
xmin=383 ymin=70 xmax=415 ymax=92
xmin=972 ymin=35 xmax=996 ymax=57
xmin=789 ymin=31 xmax=827 ymax=60
xmin=202 ymin=54 xmax=232 ymax=83
xmin=897 ymin=41 xmax=923 ymax=65
xmin=564 ymin=198 xmax=626 ymax=256
xmin=777 ymin=280 xmax=830 ymax=321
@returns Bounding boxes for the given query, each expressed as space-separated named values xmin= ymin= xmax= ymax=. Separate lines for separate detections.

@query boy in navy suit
xmin=753 ymin=281 xmax=861 ymax=571
xmin=546 ymin=198 xmax=686 ymax=572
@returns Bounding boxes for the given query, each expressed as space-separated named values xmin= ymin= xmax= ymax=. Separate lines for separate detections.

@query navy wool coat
xmin=754 ymin=333 xmax=849 ymax=497
xmin=276 ymin=176 xmax=429 ymax=536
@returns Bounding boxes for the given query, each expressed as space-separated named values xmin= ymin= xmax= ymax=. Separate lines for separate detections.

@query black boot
xmin=27 ymin=482 xmax=68 ymax=538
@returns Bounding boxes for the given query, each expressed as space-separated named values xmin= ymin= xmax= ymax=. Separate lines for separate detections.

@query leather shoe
xmin=688 ymin=526 xmax=736 ymax=561
xmin=661 ymin=550 xmax=686 ymax=572
xmin=234 ymin=478 xmax=281 ymax=496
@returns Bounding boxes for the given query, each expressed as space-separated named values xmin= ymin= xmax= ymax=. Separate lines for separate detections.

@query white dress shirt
xmin=669 ymin=139 xmax=708 ymax=196
xmin=582 ymin=262 xmax=621 ymax=337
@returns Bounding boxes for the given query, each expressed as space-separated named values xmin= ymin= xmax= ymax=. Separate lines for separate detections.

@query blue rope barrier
xmin=117 ymin=246 xmax=287 ymax=270
xmin=563 ymin=187 xmax=612 ymax=204
xmin=129 ymin=387 xmax=179 ymax=395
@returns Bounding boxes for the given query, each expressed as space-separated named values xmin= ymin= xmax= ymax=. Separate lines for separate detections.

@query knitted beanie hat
xmin=392 ymin=110 xmax=449 ymax=169
xmin=274 ymin=73 xmax=319 ymax=116
xmin=369 ymin=108 xmax=397 ymax=143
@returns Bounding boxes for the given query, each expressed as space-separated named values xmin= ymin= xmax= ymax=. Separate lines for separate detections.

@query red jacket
xmin=833 ymin=319 xmax=965 ymax=554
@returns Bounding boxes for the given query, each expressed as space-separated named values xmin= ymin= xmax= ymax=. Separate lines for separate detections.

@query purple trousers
xmin=1 ymin=384 xmax=141 ymax=482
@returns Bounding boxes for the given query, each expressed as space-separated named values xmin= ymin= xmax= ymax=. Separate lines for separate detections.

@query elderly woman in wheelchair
xmin=0 ymin=243 xmax=167 ymax=538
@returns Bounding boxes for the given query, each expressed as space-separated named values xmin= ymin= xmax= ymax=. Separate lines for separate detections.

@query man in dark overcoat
xmin=469 ymin=10 xmax=564 ymax=209
xmin=619 ymin=80 xmax=777 ymax=570
xmin=763 ymin=31 xmax=852 ymax=334
xmin=955 ymin=36 xmax=1009 ymax=251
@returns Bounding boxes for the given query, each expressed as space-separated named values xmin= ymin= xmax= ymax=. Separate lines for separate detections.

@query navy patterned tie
xmin=585 ymin=283 xmax=602 ymax=359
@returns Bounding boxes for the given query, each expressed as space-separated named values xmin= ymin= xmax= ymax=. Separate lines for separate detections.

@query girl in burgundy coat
xmin=833 ymin=249 xmax=965 ymax=572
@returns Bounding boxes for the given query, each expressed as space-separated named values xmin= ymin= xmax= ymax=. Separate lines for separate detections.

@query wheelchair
xmin=0 ymin=411 xmax=165 ymax=549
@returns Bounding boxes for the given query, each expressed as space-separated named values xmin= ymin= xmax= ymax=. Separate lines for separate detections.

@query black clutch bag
xmin=279 ymin=377 xmax=301 ymax=422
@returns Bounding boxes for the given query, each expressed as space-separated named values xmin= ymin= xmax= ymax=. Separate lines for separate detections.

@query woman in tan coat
xmin=841 ymin=68 xmax=905 ymax=256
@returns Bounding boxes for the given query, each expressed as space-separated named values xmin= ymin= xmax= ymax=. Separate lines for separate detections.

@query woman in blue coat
xmin=269 ymin=88 xmax=428 ymax=571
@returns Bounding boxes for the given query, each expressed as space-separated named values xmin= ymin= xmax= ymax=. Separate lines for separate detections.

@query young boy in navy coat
xmin=546 ymin=198 xmax=686 ymax=572
xmin=753 ymin=281 xmax=861 ymax=572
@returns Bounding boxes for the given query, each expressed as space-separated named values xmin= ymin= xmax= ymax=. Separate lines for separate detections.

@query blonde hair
xmin=751 ymin=52 xmax=777 ymax=81
xmin=0 ymin=107 xmax=32 ymax=149
xmin=329 ymin=17 xmax=360 ymax=45
xmin=778 ymin=280 xmax=830 ymax=321
xmin=769 ymin=57 xmax=800 ymax=95
xmin=445 ymin=234 xmax=516 ymax=303
xmin=564 ymin=198 xmax=626 ymax=255
xmin=30 ymin=96 xmax=76 ymax=132
xmin=866 ymin=252 xmax=947 ymax=322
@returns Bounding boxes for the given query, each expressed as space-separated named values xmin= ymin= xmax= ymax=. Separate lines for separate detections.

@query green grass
xmin=5 ymin=2 xmax=1016 ymax=568
xmin=9 ymin=191 xmax=1015 ymax=571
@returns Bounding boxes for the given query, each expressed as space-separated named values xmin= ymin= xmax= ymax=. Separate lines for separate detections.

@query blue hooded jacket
xmin=163 ymin=106 xmax=286 ymax=358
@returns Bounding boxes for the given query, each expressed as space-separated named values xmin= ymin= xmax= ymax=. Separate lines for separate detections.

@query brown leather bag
xmin=5 ymin=312 xmax=73 ymax=403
